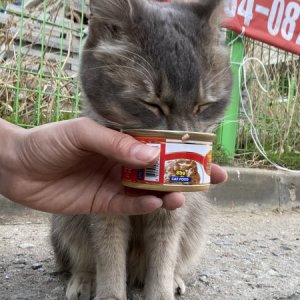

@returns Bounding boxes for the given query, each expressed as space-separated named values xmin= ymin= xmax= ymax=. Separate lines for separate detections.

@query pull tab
xmin=181 ymin=133 xmax=190 ymax=141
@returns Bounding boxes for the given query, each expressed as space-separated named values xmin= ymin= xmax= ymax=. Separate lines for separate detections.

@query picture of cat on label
xmin=165 ymin=159 xmax=201 ymax=185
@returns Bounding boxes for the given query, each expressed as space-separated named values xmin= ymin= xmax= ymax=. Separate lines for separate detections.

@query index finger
xmin=211 ymin=164 xmax=228 ymax=184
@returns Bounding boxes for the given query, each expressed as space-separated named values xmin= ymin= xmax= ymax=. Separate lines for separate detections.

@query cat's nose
xmin=167 ymin=119 xmax=195 ymax=131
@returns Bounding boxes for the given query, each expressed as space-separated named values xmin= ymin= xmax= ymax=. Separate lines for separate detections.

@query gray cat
xmin=51 ymin=0 xmax=232 ymax=299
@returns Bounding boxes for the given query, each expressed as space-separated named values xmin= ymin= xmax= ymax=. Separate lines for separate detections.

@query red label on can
xmin=122 ymin=137 xmax=212 ymax=186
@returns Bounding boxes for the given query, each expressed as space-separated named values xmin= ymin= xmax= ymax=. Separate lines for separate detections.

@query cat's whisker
xmin=100 ymin=118 xmax=122 ymax=129
xmin=95 ymin=109 xmax=141 ymax=129
xmin=207 ymin=66 xmax=231 ymax=82
xmin=205 ymin=73 xmax=231 ymax=92
xmin=90 ymin=15 xmax=116 ymax=23
xmin=120 ymin=49 xmax=155 ymax=74
xmin=82 ymin=49 xmax=154 ymax=81
xmin=206 ymin=66 xmax=231 ymax=89
xmin=93 ymin=50 xmax=155 ymax=85
xmin=215 ymin=66 xmax=231 ymax=79
xmin=213 ymin=120 xmax=241 ymax=132
xmin=107 ymin=0 xmax=124 ymax=11
xmin=93 ymin=0 xmax=124 ymax=16
xmin=84 ymin=64 xmax=153 ymax=85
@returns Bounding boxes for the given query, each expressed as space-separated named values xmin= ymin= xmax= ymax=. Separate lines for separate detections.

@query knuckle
xmin=110 ymin=134 xmax=133 ymax=158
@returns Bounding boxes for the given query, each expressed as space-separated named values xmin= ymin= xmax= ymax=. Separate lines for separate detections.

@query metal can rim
xmin=123 ymin=129 xmax=215 ymax=142
xmin=122 ymin=181 xmax=210 ymax=192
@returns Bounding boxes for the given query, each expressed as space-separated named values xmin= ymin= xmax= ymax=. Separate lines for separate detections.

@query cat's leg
xmin=92 ymin=215 xmax=130 ymax=300
xmin=143 ymin=210 xmax=184 ymax=300
xmin=66 ymin=272 xmax=96 ymax=300
xmin=51 ymin=215 xmax=96 ymax=300
xmin=175 ymin=195 xmax=209 ymax=296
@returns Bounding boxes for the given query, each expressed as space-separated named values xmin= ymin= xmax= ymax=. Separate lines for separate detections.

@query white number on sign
xmin=296 ymin=34 xmax=300 ymax=45
xmin=224 ymin=0 xmax=238 ymax=17
xmin=237 ymin=0 xmax=255 ymax=26
xmin=268 ymin=0 xmax=285 ymax=36
xmin=281 ymin=2 xmax=300 ymax=41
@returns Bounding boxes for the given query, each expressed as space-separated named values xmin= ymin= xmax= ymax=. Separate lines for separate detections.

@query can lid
xmin=123 ymin=129 xmax=215 ymax=142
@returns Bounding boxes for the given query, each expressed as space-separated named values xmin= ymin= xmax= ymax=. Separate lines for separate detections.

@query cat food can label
xmin=121 ymin=130 xmax=214 ymax=192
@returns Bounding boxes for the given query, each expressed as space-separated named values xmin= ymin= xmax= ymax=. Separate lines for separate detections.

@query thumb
xmin=71 ymin=117 xmax=160 ymax=167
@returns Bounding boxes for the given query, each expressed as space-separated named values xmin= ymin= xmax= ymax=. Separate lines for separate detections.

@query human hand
xmin=0 ymin=118 xmax=227 ymax=215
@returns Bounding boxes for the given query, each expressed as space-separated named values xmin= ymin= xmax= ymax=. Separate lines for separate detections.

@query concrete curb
xmin=208 ymin=167 xmax=300 ymax=209
xmin=1 ymin=167 xmax=300 ymax=213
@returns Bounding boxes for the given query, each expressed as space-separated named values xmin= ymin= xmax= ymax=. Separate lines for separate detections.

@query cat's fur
xmin=51 ymin=1 xmax=232 ymax=299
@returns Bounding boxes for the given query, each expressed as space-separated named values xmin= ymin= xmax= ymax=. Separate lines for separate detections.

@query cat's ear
xmin=181 ymin=0 xmax=223 ymax=23
xmin=89 ymin=0 xmax=149 ymax=26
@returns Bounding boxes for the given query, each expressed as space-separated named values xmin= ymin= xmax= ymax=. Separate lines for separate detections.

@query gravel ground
xmin=0 ymin=209 xmax=300 ymax=300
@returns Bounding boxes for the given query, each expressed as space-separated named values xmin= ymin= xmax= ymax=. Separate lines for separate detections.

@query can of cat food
xmin=121 ymin=130 xmax=215 ymax=192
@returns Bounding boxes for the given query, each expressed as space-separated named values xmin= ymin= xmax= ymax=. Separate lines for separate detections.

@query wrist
xmin=0 ymin=119 xmax=25 ymax=195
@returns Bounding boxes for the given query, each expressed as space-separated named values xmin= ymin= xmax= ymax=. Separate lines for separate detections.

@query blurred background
xmin=0 ymin=0 xmax=299 ymax=170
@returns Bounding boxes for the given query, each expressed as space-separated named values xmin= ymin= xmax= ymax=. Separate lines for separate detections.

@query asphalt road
xmin=1 ymin=206 xmax=299 ymax=300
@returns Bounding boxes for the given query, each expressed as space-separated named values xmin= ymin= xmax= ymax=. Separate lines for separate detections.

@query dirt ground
xmin=0 ymin=209 xmax=300 ymax=300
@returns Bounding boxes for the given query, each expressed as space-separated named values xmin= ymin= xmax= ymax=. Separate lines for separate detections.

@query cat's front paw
xmin=174 ymin=275 xmax=186 ymax=296
xmin=145 ymin=295 xmax=175 ymax=300
xmin=94 ymin=298 xmax=126 ymax=300
xmin=94 ymin=297 xmax=126 ymax=300
xmin=144 ymin=289 xmax=175 ymax=300
xmin=66 ymin=272 xmax=95 ymax=300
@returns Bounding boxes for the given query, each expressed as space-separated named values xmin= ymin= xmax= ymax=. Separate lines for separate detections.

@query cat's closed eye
xmin=142 ymin=100 xmax=172 ymax=117
xmin=142 ymin=101 xmax=164 ymax=116
xmin=193 ymin=103 xmax=213 ymax=115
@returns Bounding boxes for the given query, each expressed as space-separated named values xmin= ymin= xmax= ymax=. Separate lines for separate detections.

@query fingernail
xmin=131 ymin=144 xmax=160 ymax=163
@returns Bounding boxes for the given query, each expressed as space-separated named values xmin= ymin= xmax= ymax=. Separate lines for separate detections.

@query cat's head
xmin=80 ymin=0 xmax=232 ymax=132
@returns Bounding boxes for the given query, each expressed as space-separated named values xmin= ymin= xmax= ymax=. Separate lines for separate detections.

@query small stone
xmin=198 ymin=272 xmax=210 ymax=277
xmin=268 ymin=269 xmax=279 ymax=276
xmin=37 ymin=268 xmax=45 ymax=272
xmin=51 ymin=287 xmax=64 ymax=293
xmin=31 ymin=263 xmax=43 ymax=270
xmin=13 ymin=259 xmax=26 ymax=265
xmin=258 ymin=245 xmax=268 ymax=249
xmin=213 ymin=239 xmax=233 ymax=246
xmin=15 ymin=264 xmax=26 ymax=269
xmin=18 ymin=243 xmax=34 ymax=249
xmin=281 ymin=244 xmax=293 ymax=251
xmin=199 ymin=275 xmax=210 ymax=286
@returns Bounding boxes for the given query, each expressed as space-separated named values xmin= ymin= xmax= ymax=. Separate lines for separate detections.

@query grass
xmin=233 ymin=145 xmax=300 ymax=170
xmin=0 ymin=0 xmax=16 ymax=8
xmin=267 ymin=151 xmax=300 ymax=170
xmin=233 ymin=38 xmax=300 ymax=170
xmin=0 ymin=0 xmax=82 ymax=126
xmin=212 ymin=144 xmax=234 ymax=166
